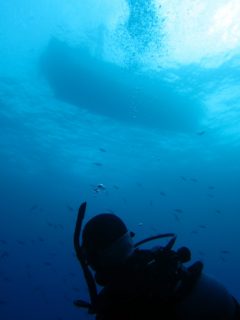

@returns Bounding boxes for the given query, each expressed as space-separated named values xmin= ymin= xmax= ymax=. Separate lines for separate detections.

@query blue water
xmin=0 ymin=1 xmax=240 ymax=319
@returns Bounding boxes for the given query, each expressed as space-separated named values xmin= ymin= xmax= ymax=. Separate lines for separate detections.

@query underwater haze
xmin=0 ymin=0 xmax=240 ymax=319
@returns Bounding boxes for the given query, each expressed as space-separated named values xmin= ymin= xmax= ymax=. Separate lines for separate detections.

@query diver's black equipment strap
xmin=74 ymin=202 xmax=98 ymax=313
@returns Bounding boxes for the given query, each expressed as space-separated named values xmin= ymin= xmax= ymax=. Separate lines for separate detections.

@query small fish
xmin=150 ymin=226 xmax=158 ymax=233
xmin=33 ymin=286 xmax=41 ymax=292
xmin=220 ymin=250 xmax=230 ymax=254
xmin=0 ymin=240 xmax=7 ymax=245
xmin=208 ymin=185 xmax=215 ymax=190
xmin=3 ymin=276 xmax=11 ymax=283
xmin=122 ymin=197 xmax=127 ymax=204
xmin=26 ymin=271 xmax=32 ymax=279
xmin=180 ymin=176 xmax=187 ymax=181
xmin=190 ymin=178 xmax=198 ymax=183
xmin=172 ymin=213 xmax=180 ymax=222
xmin=30 ymin=205 xmax=39 ymax=211
xmin=160 ymin=191 xmax=166 ymax=196
xmin=0 ymin=251 xmax=9 ymax=259
xmin=67 ymin=205 xmax=74 ymax=212
xmin=113 ymin=185 xmax=120 ymax=190
xmin=64 ymin=293 xmax=70 ymax=301
xmin=196 ymin=130 xmax=206 ymax=136
xmin=138 ymin=222 xmax=143 ymax=227
xmin=17 ymin=240 xmax=25 ymax=245
xmin=191 ymin=230 xmax=198 ymax=234
xmin=93 ymin=183 xmax=106 ymax=193
xmin=99 ymin=148 xmax=107 ymax=152
xmin=215 ymin=209 xmax=221 ymax=214
xmin=93 ymin=162 xmax=103 ymax=167
xmin=174 ymin=208 xmax=183 ymax=213
xmin=47 ymin=222 xmax=53 ymax=227
xmin=207 ymin=194 xmax=214 ymax=198
xmin=199 ymin=224 xmax=207 ymax=229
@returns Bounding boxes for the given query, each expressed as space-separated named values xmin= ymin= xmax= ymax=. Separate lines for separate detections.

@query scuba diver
xmin=73 ymin=202 xmax=240 ymax=319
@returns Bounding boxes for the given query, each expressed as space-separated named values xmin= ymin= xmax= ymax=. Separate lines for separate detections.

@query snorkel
xmin=73 ymin=202 xmax=177 ymax=313
xmin=73 ymin=202 xmax=97 ymax=313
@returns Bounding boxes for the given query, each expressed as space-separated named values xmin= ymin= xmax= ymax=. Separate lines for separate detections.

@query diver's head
xmin=82 ymin=213 xmax=134 ymax=272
